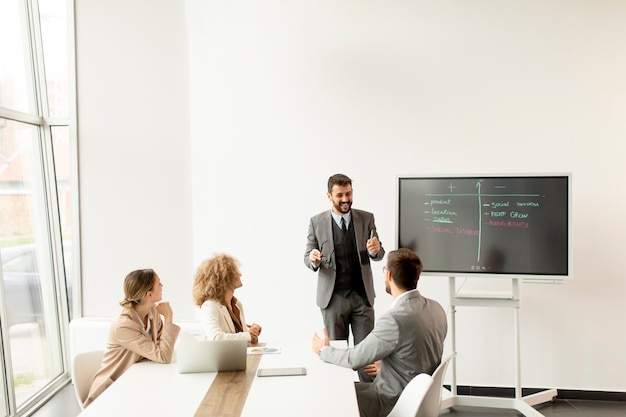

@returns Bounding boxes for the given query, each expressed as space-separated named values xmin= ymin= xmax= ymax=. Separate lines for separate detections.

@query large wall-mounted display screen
xmin=398 ymin=175 xmax=571 ymax=279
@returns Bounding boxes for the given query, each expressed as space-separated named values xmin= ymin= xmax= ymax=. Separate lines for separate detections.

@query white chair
xmin=387 ymin=373 xmax=434 ymax=417
xmin=416 ymin=352 xmax=457 ymax=417
xmin=71 ymin=350 xmax=104 ymax=409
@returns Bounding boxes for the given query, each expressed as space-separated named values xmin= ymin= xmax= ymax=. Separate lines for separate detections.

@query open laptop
xmin=176 ymin=332 xmax=248 ymax=373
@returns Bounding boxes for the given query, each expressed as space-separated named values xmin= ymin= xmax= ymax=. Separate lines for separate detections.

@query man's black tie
xmin=341 ymin=217 xmax=347 ymax=235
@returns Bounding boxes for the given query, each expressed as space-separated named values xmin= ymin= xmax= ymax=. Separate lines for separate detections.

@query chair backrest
xmin=71 ymin=350 xmax=104 ymax=409
xmin=387 ymin=373 xmax=434 ymax=417
xmin=416 ymin=352 xmax=457 ymax=417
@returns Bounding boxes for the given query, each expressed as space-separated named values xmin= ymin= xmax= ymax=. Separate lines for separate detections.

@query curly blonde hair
xmin=192 ymin=253 xmax=240 ymax=306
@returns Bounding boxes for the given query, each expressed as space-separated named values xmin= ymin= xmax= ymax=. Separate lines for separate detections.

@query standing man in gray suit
xmin=312 ymin=248 xmax=448 ymax=417
xmin=304 ymin=174 xmax=385 ymax=367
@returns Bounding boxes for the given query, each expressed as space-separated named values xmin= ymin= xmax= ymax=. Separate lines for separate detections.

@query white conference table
xmin=78 ymin=341 xmax=359 ymax=417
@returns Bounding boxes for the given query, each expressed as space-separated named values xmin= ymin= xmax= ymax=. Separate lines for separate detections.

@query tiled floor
xmin=30 ymin=383 xmax=626 ymax=417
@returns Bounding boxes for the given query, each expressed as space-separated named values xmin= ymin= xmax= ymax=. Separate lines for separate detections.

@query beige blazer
xmin=83 ymin=307 xmax=180 ymax=407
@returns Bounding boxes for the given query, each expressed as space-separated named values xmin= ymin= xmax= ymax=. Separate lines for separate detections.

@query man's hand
xmin=309 ymin=249 xmax=323 ymax=265
xmin=363 ymin=360 xmax=380 ymax=377
xmin=366 ymin=236 xmax=380 ymax=255
xmin=312 ymin=328 xmax=330 ymax=355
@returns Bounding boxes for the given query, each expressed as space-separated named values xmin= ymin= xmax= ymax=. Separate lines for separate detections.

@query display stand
xmin=441 ymin=277 xmax=557 ymax=417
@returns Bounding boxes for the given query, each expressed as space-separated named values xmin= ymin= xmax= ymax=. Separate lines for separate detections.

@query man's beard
xmin=334 ymin=201 xmax=351 ymax=213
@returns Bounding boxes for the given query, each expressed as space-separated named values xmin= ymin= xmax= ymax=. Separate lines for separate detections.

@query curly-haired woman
xmin=193 ymin=253 xmax=262 ymax=344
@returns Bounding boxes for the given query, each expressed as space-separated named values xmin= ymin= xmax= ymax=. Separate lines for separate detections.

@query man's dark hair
xmin=387 ymin=248 xmax=423 ymax=290
xmin=327 ymin=173 xmax=352 ymax=193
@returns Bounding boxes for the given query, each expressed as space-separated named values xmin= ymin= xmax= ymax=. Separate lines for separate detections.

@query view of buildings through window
xmin=0 ymin=0 xmax=76 ymax=415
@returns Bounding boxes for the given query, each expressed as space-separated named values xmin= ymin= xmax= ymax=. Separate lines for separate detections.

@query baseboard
xmin=445 ymin=385 xmax=626 ymax=402
xmin=556 ymin=389 xmax=626 ymax=402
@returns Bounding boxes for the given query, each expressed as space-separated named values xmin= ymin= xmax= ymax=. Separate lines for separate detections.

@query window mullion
xmin=28 ymin=0 xmax=49 ymax=120
xmin=30 ymin=0 xmax=72 ymax=374
xmin=0 ymin=107 xmax=43 ymax=126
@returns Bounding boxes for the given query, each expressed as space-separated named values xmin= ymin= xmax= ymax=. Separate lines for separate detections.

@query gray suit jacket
xmin=304 ymin=208 xmax=385 ymax=308
xmin=320 ymin=290 xmax=447 ymax=417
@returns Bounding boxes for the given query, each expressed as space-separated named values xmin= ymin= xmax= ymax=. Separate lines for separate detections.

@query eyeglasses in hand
xmin=320 ymin=242 xmax=335 ymax=269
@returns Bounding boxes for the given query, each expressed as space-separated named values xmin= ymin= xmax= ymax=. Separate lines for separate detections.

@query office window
xmin=0 ymin=0 xmax=76 ymax=415
xmin=0 ymin=0 xmax=36 ymax=114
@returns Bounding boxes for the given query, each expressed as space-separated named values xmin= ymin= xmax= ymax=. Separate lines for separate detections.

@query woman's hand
xmin=155 ymin=301 xmax=174 ymax=323
xmin=247 ymin=323 xmax=262 ymax=338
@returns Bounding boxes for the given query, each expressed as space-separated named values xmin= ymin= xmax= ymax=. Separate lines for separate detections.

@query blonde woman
xmin=193 ymin=254 xmax=262 ymax=344
xmin=83 ymin=269 xmax=180 ymax=407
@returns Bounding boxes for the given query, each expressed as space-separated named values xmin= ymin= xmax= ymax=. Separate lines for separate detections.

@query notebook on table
xmin=176 ymin=332 xmax=248 ymax=373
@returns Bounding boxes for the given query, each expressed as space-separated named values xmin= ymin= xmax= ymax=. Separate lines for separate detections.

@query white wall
xmin=77 ymin=0 xmax=626 ymax=392
xmin=76 ymin=0 xmax=194 ymax=317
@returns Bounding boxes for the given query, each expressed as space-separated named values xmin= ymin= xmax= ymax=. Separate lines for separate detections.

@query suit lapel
xmin=321 ymin=212 xmax=334 ymax=256
xmin=351 ymin=210 xmax=363 ymax=251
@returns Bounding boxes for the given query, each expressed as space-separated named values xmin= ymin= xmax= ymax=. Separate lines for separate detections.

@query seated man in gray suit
xmin=312 ymin=248 xmax=448 ymax=417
